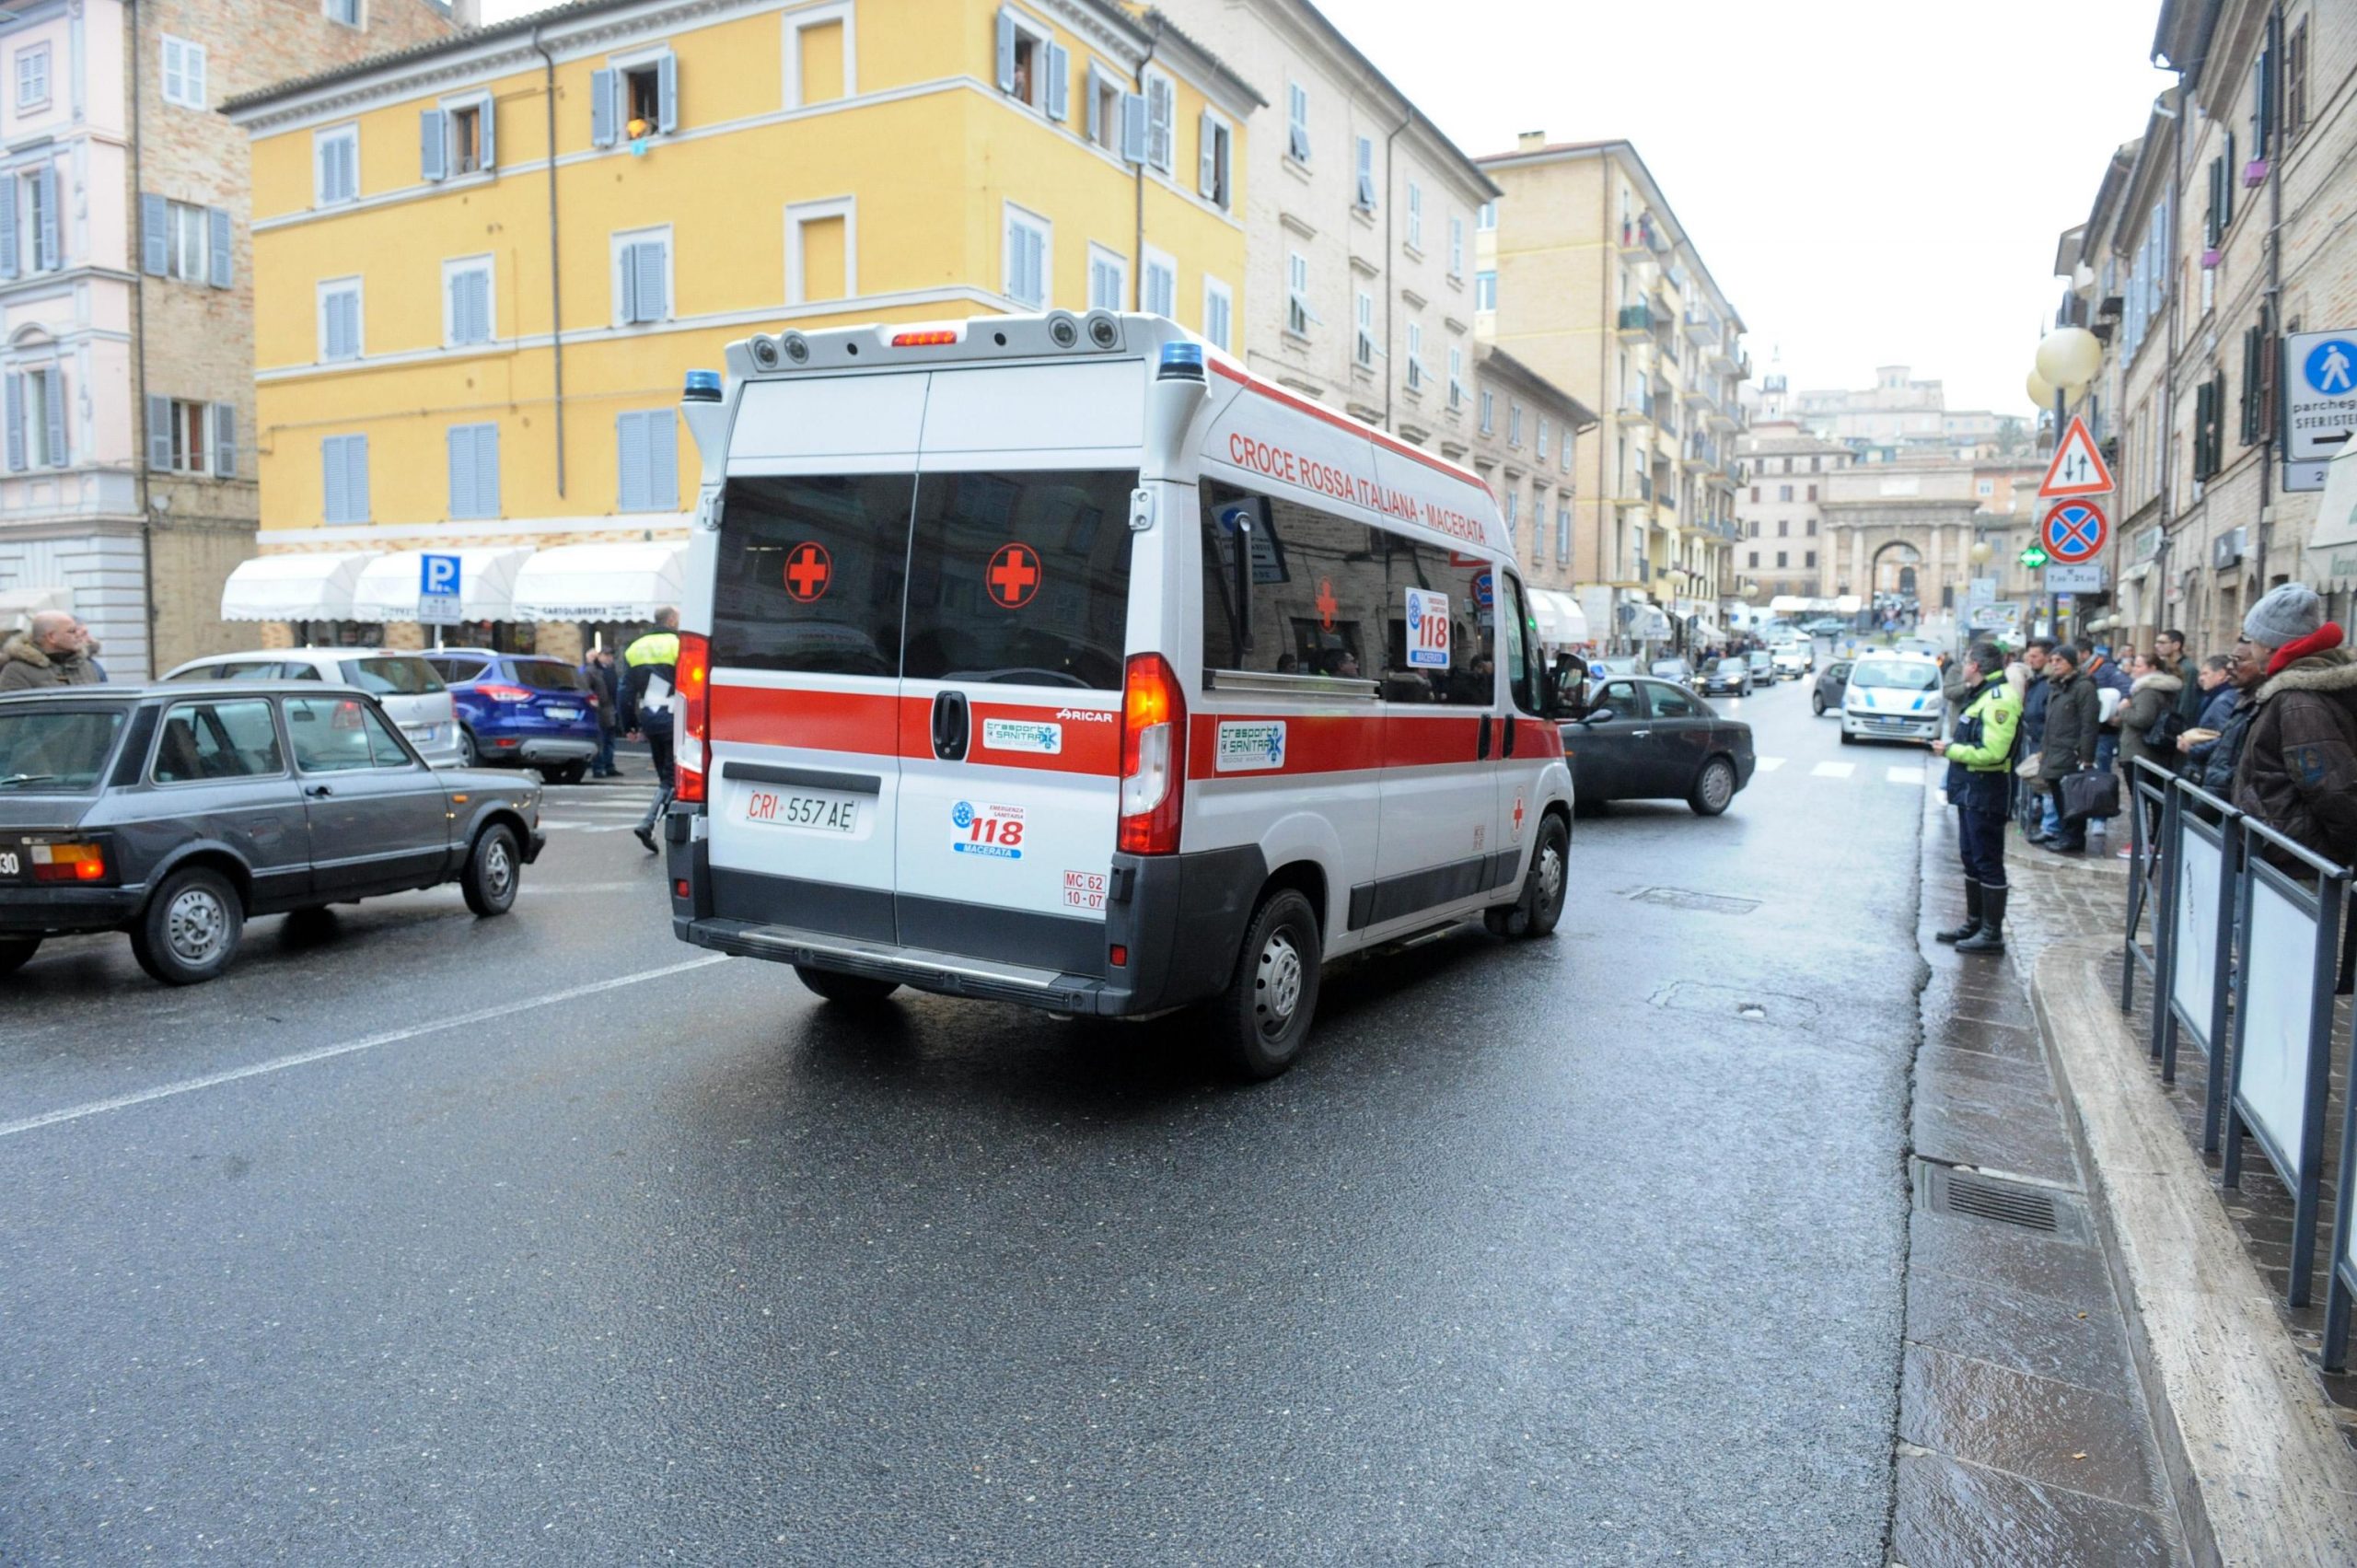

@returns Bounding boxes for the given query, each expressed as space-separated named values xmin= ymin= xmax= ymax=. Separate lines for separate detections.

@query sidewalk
xmin=1996 ymin=810 xmax=2357 ymax=1563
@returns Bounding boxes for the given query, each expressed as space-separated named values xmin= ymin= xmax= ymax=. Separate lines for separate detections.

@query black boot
xmin=1935 ymin=881 xmax=1983 ymax=945
xmin=1956 ymin=886 xmax=2006 ymax=953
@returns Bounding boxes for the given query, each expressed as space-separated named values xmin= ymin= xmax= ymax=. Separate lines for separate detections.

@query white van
xmin=663 ymin=312 xmax=1574 ymax=1076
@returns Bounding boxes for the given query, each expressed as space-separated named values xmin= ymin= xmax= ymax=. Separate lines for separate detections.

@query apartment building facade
xmin=223 ymin=0 xmax=1257 ymax=656
xmin=1466 ymin=341 xmax=1594 ymax=604
xmin=1732 ymin=421 xmax=1848 ymax=604
xmin=1471 ymin=135 xmax=1747 ymax=652
xmin=0 ymin=0 xmax=462 ymax=678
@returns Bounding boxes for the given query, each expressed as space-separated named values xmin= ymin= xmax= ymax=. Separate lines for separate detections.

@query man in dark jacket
xmin=621 ymin=608 xmax=681 ymax=853
xmin=2016 ymin=639 xmax=2055 ymax=837
xmin=2156 ymin=629 xmax=2203 ymax=723
xmin=2037 ymin=644 xmax=2102 ymax=854
xmin=2231 ymin=585 xmax=2357 ymax=870
xmin=0 ymin=611 xmax=99 ymax=690
xmin=581 ymin=647 xmax=621 ymax=778
xmin=2178 ymin=654 xmax=2238 ymax=774
xmin=2079 ymin=639 xmax=2132 ymax=773
xmin=2200 ymin=643 xmax=2264 ymax=797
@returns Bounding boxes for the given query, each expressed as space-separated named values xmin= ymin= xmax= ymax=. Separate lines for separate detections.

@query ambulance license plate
xmin=739 ymin=785 xmax=858 ymax=834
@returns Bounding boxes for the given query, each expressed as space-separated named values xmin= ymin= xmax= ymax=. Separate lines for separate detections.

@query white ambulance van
xmin=665 ymin=311 xmax=1574 ymax=1076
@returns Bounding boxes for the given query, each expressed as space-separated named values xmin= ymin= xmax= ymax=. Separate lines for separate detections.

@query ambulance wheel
xmin=796 ymin=966 xmax=900 ymax=1005
xmin=1486 ymin=813 xmax=1570 ymax=939
xmin=1216 ymin=889 xmax=1322 ymax=1080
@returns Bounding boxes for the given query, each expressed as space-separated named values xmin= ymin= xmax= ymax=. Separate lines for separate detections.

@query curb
xmin=2027 ymin=935 xmax=2357 ymax=1565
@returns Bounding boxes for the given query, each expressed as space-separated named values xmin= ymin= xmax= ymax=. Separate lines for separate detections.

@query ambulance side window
xmin=1200 ymin=480 xmax=1387 ymax=684
xmin=711 ymin=473 xmax=913 ymax=677
xmin=1379 ymin=542 xmax=1496 ymax=707
xmin=1500 ymin=575 xmax=1546 ymax=714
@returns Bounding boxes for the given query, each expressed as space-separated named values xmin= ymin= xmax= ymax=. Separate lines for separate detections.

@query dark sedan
xmin=1812 ymin=656 xmax=1855 ymax=716
xmin=1697 ymin=656 xmax=1753 ymax=698
xmin=0 ymin=682 xmax=545 ymax=984
xmin=1561 ymin=676 xmax=1756 ymax=816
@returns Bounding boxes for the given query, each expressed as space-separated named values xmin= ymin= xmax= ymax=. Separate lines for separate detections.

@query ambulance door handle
xmin=932 ymin=691 xmax=970 ymax=761
xmin=1476 ymin=715 xmax=1492 ymax=761
xmin=1502 ymin=714 xmax=1517 ymax=757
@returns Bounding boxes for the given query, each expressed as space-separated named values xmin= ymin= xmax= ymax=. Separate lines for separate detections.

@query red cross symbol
xmin=784 ymin=541 xmax=831 ymax=602
xmin=986 ymin=542 xmax=1041 ymax=609
xmin=1316 ymin=577 xmax=1338 ymax=632
xmin=1512 ymin=795 xmax=1526 ymax=832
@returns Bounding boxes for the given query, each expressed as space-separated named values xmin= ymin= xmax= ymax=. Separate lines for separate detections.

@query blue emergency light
xmin=682 ymin=368 xmax=723 ymax=402
xmin=1158 ymin=342 xmax=1205 ymax=382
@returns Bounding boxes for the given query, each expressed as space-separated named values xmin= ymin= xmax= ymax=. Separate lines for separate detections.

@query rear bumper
xmin=0 ymin=884 xmax=144 ymax=935
xmin=517 ymin=739 xmax=598 ymax=764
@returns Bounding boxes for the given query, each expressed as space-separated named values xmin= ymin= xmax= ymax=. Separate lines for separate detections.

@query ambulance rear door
xmin=702 ymin=372 xmax=929 ymax=944
xmin=889 ymin=362 xmax=1144 ymax=974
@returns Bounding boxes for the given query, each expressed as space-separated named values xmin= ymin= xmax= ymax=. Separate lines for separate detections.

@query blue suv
xmin=423 ymin=650 xmax=602 ymax=784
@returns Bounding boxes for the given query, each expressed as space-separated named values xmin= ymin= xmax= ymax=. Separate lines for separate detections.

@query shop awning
xmin=219 ymin=551 xmax=380 ymax=621
xmin=508 ymin=542 xmax=687 ymax=622
xmin=0 ymin=585 xmax=74 ymax=628
xmin=350 ymin=548 xmax=533 ymax=622
xmin=1527 ymin=589 xmax=1590 ymax=647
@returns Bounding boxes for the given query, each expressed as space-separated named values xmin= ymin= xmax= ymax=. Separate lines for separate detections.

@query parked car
xmin=1561 ymin=676 xmax=1756 ymax=816
xmin=1812 ymin=657 xmax=1855 ymax=716
xmin=1771 ymin=641 xmax=1813 ymax=679
xmin=1839 ymin=655 xmax=1944 ymax=746
xmin=1747 ymin=649 xmax=1777 ymax=685
xmin=1697 ymin=656 xmax=1753 ymax=698
xmin=162 ymin=649 xmax=462 ymax=768
xmin=0 ymin=682 xmax=543 ymax=984
xmin=1804 ymin=617 xmax=1851 ymax=637
xmin=1648 ymin=657 xmax=1696 ymax=687
xmin=420 ymin=649 xmax=602 ymax=783
xmin=1585 ymin=656 xmax=1642 ymax=691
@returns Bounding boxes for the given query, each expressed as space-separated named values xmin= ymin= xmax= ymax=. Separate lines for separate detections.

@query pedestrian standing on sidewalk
xmin=2116 ymin=651 xmax=2183 ymax=781
xmin=2199 ymin=641 xmax=2266 ymax=798
xmin=2036 ymin=644 xmax=2101 ymax=854
xmin=2177 ymin=654 xmax=2238 ymax=773
xmin=1933 ymin=642 xmax=2022 ymax=954
xmin=621 ymin=609 xmax=681 ymax=854
xmin=2230 ymin=585 xmax=2357 ymax=871
xmin=2080 ymin=639 xmax=2132 ymax=774
xmin=2015 ymin=638 xmax=2056 ymax=837
xmin=582 ymin=646 xmax=621 ymax=778
xmin=2156 ymin=628 xmax=2203 ymax=723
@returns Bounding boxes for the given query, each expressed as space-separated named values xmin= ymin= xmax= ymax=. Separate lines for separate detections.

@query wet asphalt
xmin=1 ymin=657 xmax=1931 ymax=1566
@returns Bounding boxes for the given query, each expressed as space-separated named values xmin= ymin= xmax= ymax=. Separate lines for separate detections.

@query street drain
xmin=1624 ymin=887 xmax=1760 ymax=916
xmin=1916 ymin=1161 xmax=2084 ymax=1240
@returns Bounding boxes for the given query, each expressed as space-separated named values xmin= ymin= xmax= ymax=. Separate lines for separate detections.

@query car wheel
xmin=0 ymin=935 xmax=40 ymax=976
xmin=461 ymin=823 xmax=521 ymax=916
xmin=130 ymin=865 xmax=244 ymax=985
xmin=1812 ymin=692 xmax=1827 ymax=716
xmin=1213 ymin=888 xmax=1322 ymax=1081
xmin=457 ymin=726 xmax=480 ymax=767
xmin=1485 ymin=812 xmax=1570 ymax=939
xmin=795 ymin=966 xmax=900 ymax=1004
xmin=1689 ymin=756 xmax=1738 ymax=817
xmin=547 ymin=761 xmax=588 ymax=786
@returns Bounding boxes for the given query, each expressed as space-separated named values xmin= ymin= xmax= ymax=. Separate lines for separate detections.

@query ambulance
xmin=664 ymin=311 xmax=1574 ymax=1076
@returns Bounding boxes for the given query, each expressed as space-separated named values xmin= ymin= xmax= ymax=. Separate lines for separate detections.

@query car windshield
xmin=1852 ymin=659 xmax=1940 ymax=691
xmin=1711 ymin=658 xmax=1746 ymax=673
xmin=338 ymin=656 xmax=445 ymax=695
xmin=0 ymin=706 xmax=126 ymax=790
xmin=1649 ymin=660 xmax=1688 ymax=677
xmin=510 ymin=659 xmax=586 ymax=691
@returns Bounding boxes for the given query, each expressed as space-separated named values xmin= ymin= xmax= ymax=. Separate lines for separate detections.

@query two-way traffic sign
xmin=2038 ymin=414 xmax=2114 ymax=498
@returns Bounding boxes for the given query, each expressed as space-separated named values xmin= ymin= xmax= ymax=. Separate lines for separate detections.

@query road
xmin=1 ymin=656 xmax=1933 ymax=1566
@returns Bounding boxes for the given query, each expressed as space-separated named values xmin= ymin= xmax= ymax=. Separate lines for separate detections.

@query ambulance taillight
xmin=1118 ymin=653 xmax=1187 ymax=854
xmin=675 ymin=630 xmax=711 ymax=805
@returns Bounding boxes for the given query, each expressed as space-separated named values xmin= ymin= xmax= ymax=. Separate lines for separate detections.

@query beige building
xmin=1470 ymin=135 xmax=1747 ymax=651
xmin=0 ymin=0 xmax=465 ymax=677
xmin=1733 ymin=421 xmax=1848 ymax=603
xmin=1785 ymin=366 xmax=2013 ymax=456
xmin=1467 ymin=342 xmax=1595 ymax=600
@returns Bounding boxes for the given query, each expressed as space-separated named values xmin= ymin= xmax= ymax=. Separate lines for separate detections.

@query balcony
xmin=1616 ymin=303 xmax=1653 ymax=334
xmin=1620 ymin=394 xmax=1655 ymax=427
xmin=1618 ymin=215 xmax=1669 ymax=256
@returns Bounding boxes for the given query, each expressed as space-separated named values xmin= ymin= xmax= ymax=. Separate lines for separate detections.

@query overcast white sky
xmin=481 ymin=0 xmax=2173 ymax=417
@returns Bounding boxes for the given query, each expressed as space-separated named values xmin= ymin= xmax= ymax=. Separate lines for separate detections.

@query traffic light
xmin=2018 ymin=543 xmax=2049 ymax=570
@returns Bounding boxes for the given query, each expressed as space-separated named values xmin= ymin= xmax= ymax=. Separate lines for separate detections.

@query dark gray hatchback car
xmin=0 ymin=681 xmax=545 ymax=984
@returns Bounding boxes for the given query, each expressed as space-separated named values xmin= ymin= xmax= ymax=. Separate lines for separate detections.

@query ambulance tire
xmin=1215 ymin=889 xmax=1322 ymax=1080
xmin=795 ymin=966 xmax=900 ymax=1005
xmin=1486 ymin=813 xmax=1570 ymax=939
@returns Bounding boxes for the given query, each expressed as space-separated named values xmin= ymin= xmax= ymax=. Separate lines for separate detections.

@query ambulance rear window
xmin=711 ymin=473 xmax=914 ymax=677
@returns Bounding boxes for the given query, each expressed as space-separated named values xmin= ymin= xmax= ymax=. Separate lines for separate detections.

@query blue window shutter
xmin=656 ymin=52 xmax=678 ymax=134
xmin=42 ymin=370 xmax=64 ymax=465
xmin=348 ymin=437 xmax=370 ymax=521
xmin=207 ymin=206 xmax=231 ymax=288
xmin=590 ymin=68 xmax=617 ymax=146
xmin=0 ymin=184 xmax=20 ymax=280
xmin=633 ymin=242 xmax=666 ymax=322
xmin=995 ymin=10 xmax=1016 ymax=94
xmin=420 ymin=109 xmax=446 ymax=180
xmin=323 ymin=438 xmax=346 ymax=522
xmin=470 ymin=272 xmax=491 ymax=343
xmin=146 ymin=394 xmax=170 ymax=471
xmin=6 ymin=376 xmax=23 ymax=471
xmin=475 ymin=424 xmax=500 ymax=517
xmin=650 ymin=412 xmax=678 ymax=509
xmin=616 ymin=411 xmax=646 ymax=511
xmin=479 ymin=101 xmax=495 ymax=169
xmin=1085 ymin=68 xmax=1100 ymax=143
xmin=138 ymin=195 xmax=165 ymax=277
xmin=36 ymin=166 xmax=58 ymax=271
xmin=211 ymin=402 xmax=234 ymax=478
xmin=447 ymin=424 xmax=473 ymax=517
xmin=1120 ymin=93 xmax=1146 ymax=164
xmin=1045 ymin=43 xmax=1069 ymax=122
xmin=618 ymin=244 xmax=639 ymax=322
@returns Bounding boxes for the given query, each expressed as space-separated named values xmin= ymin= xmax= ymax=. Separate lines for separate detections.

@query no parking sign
xmin=2040 ymin=499 xmax=2107 ymax=565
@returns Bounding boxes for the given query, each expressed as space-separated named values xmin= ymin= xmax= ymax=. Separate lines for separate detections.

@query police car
xmin=1839 ymin=653 xmax=1945 ymax=745
xmin=659 ymin=312 xmax=1576 ymax=1077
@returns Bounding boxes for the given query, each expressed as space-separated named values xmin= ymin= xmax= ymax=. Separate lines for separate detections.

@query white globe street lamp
xmin=2035 ymin=327 xmax=2104 ymax=393
xmin=1969 ymin=540 xmax=1994 ymax=566
xmin=2025 ymin=369 xmax=2055 ymax=410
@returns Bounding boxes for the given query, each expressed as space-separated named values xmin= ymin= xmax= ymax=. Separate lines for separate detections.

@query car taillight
xmin=675 ymin=630 xmax=710 ymax=806
xmin=1118 ymin=653 xmax=1186 ymax=854
xmin=477 ymin=684 xmax=532 ymax=703
xmin=29 ymin=840 xmax=107 ymax=883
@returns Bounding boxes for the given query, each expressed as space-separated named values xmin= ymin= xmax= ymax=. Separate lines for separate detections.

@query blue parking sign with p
xmin=421 ymin=553 xmax=461 ymax=598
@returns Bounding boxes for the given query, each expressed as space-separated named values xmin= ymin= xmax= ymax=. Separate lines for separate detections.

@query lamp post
xmin=2029 ymin=327 xmax=2104 ymax=641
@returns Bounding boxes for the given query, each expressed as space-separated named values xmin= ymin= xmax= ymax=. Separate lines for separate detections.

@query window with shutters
xmin=317 ymin=278 xmax=363 ymax=363
xmin=2285 ymin=22 xmax=2308 ymax=143
xmin=1447 ymin=345 xmax=1463 ymax=411
xmin=1353 ymin=135 xmax=1376 ymax=212
xmin=1556 ymin=505 xmax=1571 ymax=563
xmin=314 ymin=124 xmax=358 ymax=205
xmin=161 ymin=34 xmax=205 ymax=110
xmin=443 ymin=257 xmax=494 ymax=348
xmin=1086 ymin=243 xmax=1126 ymax=311
xmin=15 ymin=44 xmax=48 ymax=110
xmin=1202 ymin=275 xmax=1232 ymax=351
xmin=1447 ymin=215 xmax=1465 ymax=280
xmin=1405 ymin=320 xmax=1424 ymax=393
xmin=623 ymin=64 xmax=662 ymax=136
xmin=1285 ymin=250 xmax=1312 ymax=337
xmin=1142 ymin=247 xmax=1176 ymax=319
xmin=324 ymin=0 xmax=363 ymax=26
xmin=321 ymin=435 xmax=369 ymax=524
xmin=611 ymin=226 xmax=671 ymax=325
xmin=13 ymin=166 xmax=59 ymax=274
xmin=1353 ymin=289 xmax=1375 ymax=369
xmin=1003 ymin=203 xmax=1049 ymax=308
xmin=447 ymin=423 xmax=500 ymax=519
xmin=1477 ymin=201 xmax=1497 ymax=231
xmin=446 ymin=101 xmax=486 ymax=176
xmin=994 ymin=7 xmax=1062 ymax=117
xmin=616 ymin=410 xmax=679 ymax=513
xmin=1537 ymin=417 xmax=1550 ymax=460
xmin=164 ymin=399 xmax=208 ymax=474
xmin=1508 ymin=401 xmax=1523 ymax=447
xmin=1141 ymin=72 xmax=1174 ymax=174
xmin=1479 ymin=388 xmax=1494 ymax=436
xmin=6 ymin=366 xmax=65 ymax=469
xmin=783 ymin=3 xmax=853 ymax=108
xmin=1406 ymin=181 xmax=1422 ymax=251
xmin=161 ymin=200 xmax=208 ymax=281
xmin=1474 ymin=270 xmax=1496 ymax=311
xmin=1198 ymin=109 xmax=1232 ymax=209
xmin=1086 ymin=64 xmax=1124 ymax=152
xmin=785 ymin=197 xmax=854 ymax=304
xmin=1285 ymin=81 xmax=1309 ymax=165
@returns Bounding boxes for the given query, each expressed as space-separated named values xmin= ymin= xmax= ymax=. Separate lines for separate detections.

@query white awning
xmin=1769 ymin=595 xmax=1811 ymax=612
xmin=1691 ymin=617 xmax=1726 ymax=645
xmin=350 ymin=548 xmax=533 ymax=622
xmin=1527 ymin=589 xmax=1589 ymax=647
xmin=219 ymin=552 xmax=380 ymax=621
xmin=508 ymin=542 xmax=687 ymax=622
xmin=0 ymin=585 xmax=74 ymax=628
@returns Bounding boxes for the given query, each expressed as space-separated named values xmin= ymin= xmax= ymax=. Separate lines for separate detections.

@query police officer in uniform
xmin=1932 ymin=641 xmax=2023 ymax=955
xmin=621 ymin=607 xmax=680 ymax=853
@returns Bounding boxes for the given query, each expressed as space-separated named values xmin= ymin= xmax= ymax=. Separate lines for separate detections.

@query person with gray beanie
xmin=2232 ymin=583 xmax=2357 ymax=869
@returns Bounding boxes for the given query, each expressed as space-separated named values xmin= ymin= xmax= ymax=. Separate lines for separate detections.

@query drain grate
xmin=1916 ymin=1161 xmax=2084 ymax=1240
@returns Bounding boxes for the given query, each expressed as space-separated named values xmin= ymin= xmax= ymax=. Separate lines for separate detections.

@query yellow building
xmin=223 ymin=0 xmax=1259 ymax=655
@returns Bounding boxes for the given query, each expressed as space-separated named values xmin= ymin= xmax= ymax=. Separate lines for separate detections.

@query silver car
xmin=161 ymin=648 xmax=464 ymax=767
